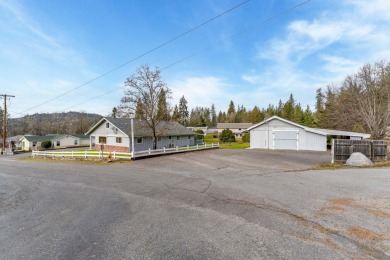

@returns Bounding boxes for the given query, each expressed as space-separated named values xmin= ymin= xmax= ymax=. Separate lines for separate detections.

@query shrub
xmin=242 ymin=133 xmax=250 ymax=143
xmin=195 ymin=129 xmax=204 ymax=140
xmin=41 ymin=140 xmax=52 ymax=149
xmin=219 ymin=129 xmax=235 ymax=143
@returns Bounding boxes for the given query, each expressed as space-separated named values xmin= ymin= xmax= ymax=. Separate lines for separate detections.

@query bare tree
xmin=353 ymin=61 xmax=390 ymax=139
xmin=119 ymin=65 xmax=171 ymax=149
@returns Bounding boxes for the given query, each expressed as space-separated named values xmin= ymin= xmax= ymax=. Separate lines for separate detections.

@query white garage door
xmin=273 ymin=130 xmax=298 ymax=150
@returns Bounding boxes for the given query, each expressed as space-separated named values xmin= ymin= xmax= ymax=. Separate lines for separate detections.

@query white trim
xmin=247 ymin=116 xmax=327 ymax=136
xmin=86 ymin=118 xmax=128 ymax=137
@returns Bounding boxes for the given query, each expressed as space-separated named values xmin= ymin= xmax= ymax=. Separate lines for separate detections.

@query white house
xmin=247 ymin=116 xmax=370 ymax=152
xmin=216 ymin=123 xmax=253 ymax=137
xmin=20 ymin=134 xmax=90 ymax=151
xmin=86 ymin=117 xmax=196 ymax=152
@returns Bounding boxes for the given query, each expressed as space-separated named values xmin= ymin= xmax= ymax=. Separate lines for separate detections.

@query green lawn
xmin=219 ymin=142 xmax=250 ymax=149
xmin=203 ymin=134 xmax=250 ymax=149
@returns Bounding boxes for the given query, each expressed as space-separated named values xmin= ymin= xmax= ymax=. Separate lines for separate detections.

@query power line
xmin=12 ymin=0 xmax=251 ymax=117
xmin=42 ymin=0 xmax=313 ymax=113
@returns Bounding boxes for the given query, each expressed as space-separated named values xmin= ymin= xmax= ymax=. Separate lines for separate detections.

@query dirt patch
xmin=348 ymin=227 xmax=390 ymax=241
xmin=317 ymin=205 xmax=345 ymax=216
xmin=330 ymin=197 xmax=354 ymax=205
xmin=367 ymin=209 xmax=390 ymax=219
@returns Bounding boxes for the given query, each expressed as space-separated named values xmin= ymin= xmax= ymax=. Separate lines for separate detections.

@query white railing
xmin=31 ymin=143 xmax=219 ymax=160
xmin=32 ymin=150 xmax=133 ymax=159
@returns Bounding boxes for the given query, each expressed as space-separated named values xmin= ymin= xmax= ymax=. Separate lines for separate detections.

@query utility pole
xmin=1 ymin=94 xmax=15 ymax=155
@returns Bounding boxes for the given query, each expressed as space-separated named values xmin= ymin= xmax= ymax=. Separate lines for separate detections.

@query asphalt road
xmin=0 ymin=149 xmax=389 ymax=259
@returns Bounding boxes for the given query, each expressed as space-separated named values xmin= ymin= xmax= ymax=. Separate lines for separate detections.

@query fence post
xmin=176 ymin=146 xmax=178 ymax=151
xmin=187 ymin=145 xmax=189 ymax=150
xmin=85 ymin=150 xmax=87 ymax=159
xmin=163 ymin=147 xmax=165 ymax=153
xmin=113 ymin=151 xmax=116 ymax=159
xmin=331 ymin=139 xmax=334 ymax=164
xmin=148 ymin=148 xmax=151 ymax=154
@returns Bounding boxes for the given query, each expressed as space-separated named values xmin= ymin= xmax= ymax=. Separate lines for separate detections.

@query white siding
xmin=90 ymin=120 xmax=129 ymax=148
xmin=250 ymin=118 xmax=327 ymax=151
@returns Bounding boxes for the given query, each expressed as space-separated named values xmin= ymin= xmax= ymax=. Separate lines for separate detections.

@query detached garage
xmin=247 ymin=116 xmax=370 ymax=152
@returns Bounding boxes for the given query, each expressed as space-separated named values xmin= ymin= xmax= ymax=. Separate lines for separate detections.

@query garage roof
xmin=247 ymin=116 xmax=371 ymax=139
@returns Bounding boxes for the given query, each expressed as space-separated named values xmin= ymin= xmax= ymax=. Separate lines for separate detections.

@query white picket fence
xmin=31 ymin=143 xmax=219 ymax=160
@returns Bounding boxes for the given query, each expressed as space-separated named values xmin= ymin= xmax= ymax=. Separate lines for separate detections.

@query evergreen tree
xmin=247 ymin=106 xmax=264 ymax=124
xmin=314 ymin=88 xmax=325 ymax=127
xmin=282 ymin=94 xmax=295 ymax=120
xmin=303 ymin=105 xmax=314 ymax=127
xmin=204 ymin=108 xmax=211 ymax=127
xmin=293 ymin=103 xmax=304 ymax=125
xmin=111 ymin=107 xmax=118 ymax=118
xmin=172 ymin=105 xmax=180 ymax=121
xmin=211 ymin=104 xmax=217 ymax=127
xmin=156 ymin=89 xmax=169 ymax=120
xmin=178 ymin=95 xmax=189 ymax=126
xmin=227 ymin=100 xmax=235 ymax=114
xmin=135 ymin=100 xmax=144 ymax=119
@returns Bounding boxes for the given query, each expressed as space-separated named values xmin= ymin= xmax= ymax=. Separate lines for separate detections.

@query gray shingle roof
xmin=217 ymin=123 xmax=253 ymax=129
xmin=97 ymin=117 xmax=195 ymax=137
xmin=22 ymin=135 xmax=58 ymax=142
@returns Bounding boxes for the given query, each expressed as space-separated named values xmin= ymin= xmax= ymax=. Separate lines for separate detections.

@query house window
xmin=99 ymin=137 xmax=107 ymax=144
xmin=177 ymin=136 xmax=180 ymax=140
xmin=56 ymin=140 xmax=60 ymax=146
xmin=188 ymin=136 xmax=191 ymax=139
xmin=157 ymin=137 xmax=162 ymax=142
xmin=105 ymin=122 xmax=110 ymax=128
xmin=74 ymin=140 xmax=78 ymax=145
xmin=32 ymin=142 xmax=37 ymax=147
xmin=116 ymin=137 xmax=122 ymax=143
xmin=239 ymin=128 xmax=241 ymax=130
xmin=168 ymin=136 xmax=172 ymax=139
xmin=136 ymin=137 xmax=143 ymax=144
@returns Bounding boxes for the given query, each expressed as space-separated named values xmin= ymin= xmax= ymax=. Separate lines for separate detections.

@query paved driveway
xmin=0 ymin=149 xmax=389 ymax=259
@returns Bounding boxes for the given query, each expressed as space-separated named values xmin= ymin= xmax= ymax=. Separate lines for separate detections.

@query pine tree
xmin=178 ymin=95 xmax=189 ymax=126
xmin=282 ymin=94 xmax=295 ymax=120
xmin=111 ymin=107 xmax=117 ymax=118
xmin=211 ymin=104 xmax=217 ymax=127
xmin=227 ymin=100 xmax=235 ymax=114
xmin=172 ymin=105 xmax=180 ymax=121
xmin=303 ymin=105 xmax=314 ymax=127
xmin=135 ymin=100 xmax=143 ymax=119
xmin=156 ymin=89 xmax=169 ymax=120
xmin=314 ymin=88 xmax=325 ymax=127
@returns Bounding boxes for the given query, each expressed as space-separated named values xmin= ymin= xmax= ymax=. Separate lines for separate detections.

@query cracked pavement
xmin=0 ymin=149 xmax=389 ymax=259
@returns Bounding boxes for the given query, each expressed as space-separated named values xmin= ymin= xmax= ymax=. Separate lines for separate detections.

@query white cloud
xmin=243 ymin=0 xmax=390 ymax=109
xmin=170 ymin=76 xmax=230 ymax=111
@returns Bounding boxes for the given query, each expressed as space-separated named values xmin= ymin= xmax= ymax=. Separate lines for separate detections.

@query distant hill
xmin=8 ymin=112 xmax=103 ymax=136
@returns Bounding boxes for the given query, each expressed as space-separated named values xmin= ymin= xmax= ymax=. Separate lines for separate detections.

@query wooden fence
xmin=331 ymin=139 xmax=387 ymax=163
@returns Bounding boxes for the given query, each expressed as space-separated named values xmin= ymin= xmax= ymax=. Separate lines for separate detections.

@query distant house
xmin=20 ymin=134 xmax=90 ymax=151
xmin=6 ymin=135 xmax=24 ymax=150
xmin=86 ymin=117 xmax=196 ymax=152
xmin=216 ymin=123 xmax=253 ymax=138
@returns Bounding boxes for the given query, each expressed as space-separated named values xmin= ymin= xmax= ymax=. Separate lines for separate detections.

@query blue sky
xmin=1 ymin=0 xmax=390 ymax=118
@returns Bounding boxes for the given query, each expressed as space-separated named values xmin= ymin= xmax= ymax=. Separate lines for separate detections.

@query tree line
xmin=116 ymin=61 xmax=389 ymax=140
xmin=7 ymin=112 xmax=102 ymax=136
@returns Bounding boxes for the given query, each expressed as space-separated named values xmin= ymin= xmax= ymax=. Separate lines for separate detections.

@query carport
xmin=247 ymin=116 xmax=370 ymax=152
